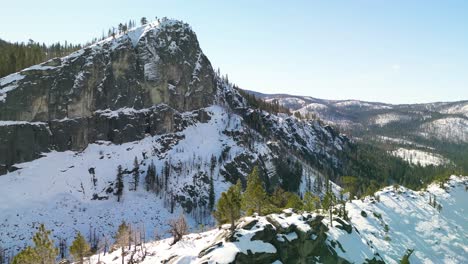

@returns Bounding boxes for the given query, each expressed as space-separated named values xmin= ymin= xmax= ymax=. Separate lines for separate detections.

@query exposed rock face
xmin=197 ymin=210 xmax=384 ymax=264
xmin=0 ymin=19 xmax=216 ymax=172
xmin=197 ymin=209 xmax=384 ymax=264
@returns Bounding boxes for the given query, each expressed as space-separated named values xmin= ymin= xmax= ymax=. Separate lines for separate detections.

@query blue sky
xmin=1 ymin=0 xmax=467 ymax=103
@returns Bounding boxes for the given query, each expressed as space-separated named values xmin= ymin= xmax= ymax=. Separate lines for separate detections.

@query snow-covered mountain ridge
xmin=86 ymin=175 xmax=467 ymax=264
xmin=247 ymin=90 xmax=468 ymax=168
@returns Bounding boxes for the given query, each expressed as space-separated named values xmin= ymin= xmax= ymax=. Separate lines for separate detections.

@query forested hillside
xmin=0 ymin=39 xmax=82 ymax=78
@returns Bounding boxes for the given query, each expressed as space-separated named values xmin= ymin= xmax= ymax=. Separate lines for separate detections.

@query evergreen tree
xmin=322 ymin=191 xmax=336 ymax=227
xmin=242 ymin=166 xmax=267 ymax=215
xmin=145 ymin=161 xmax=156 ymax=192
xmin=214 ymin=180 xmax=242 ymax=231
xmin=140 ymin=17 xmax=148 ymax=25
xmin=33 ymin=224 xmax=58 ymax=264
xmin=208 ymin=175 xmax=215 ymax=211
xmin=118 ymin=23 xmax=123 ymax=34
xmin=12 ymin=224 xmax=58 ymax=264
xmin=270 ymin=187 xmax=288 ymax=209
xmin=285 ymin=193 xmax=303 ymax=209
xmin=303 ymin=191 xmax=320 ymax=211
xmin=164 ymin=161 xmax=170 ymax=191
xmin=114 ymin=221 xmax=130 ymax=264
xmin=342 ymin=176 xmax=359 ymax=199
xmin=69 ymin=232 xmax=90 ymax=264
xmin=133 ymin=157 xmax=140 ymax=191
xmin=210 ymin=154 xmax=217 ymax=177
xmin=115 ymin=165 xmax=124 ymax=202
xmin=12 ymin=246 xmax=37 ymax=264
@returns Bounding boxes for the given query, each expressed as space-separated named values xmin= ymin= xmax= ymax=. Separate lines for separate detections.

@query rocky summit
xmin=0 ymin=19 xmax=216 ymax=174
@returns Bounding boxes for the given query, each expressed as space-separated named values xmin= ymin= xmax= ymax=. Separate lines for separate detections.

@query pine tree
xmin=210 ymin=154 xmax=217 ymax=177
xmin=12 ymin=246 xmax=37 ymax=264
xmin=303 ymin=191 xmax=320 ymax=211
xmin=242 ymin=166 xmax=267 ymax=215
xmin=118 ymin=23 xmax=123 ymax=34
xmin=69 ymin=232 xmax=90 ymax=264
xmin=271 ymin=187 xmax=288 ymax=209
xmin=140 ymin=17 xmax=148 ymax=25
xmin=12 ymin=224 xmax=58 ymax=264
xmin=145 ymin=161 xmax=156 ymax=192
xmin=323 ymin=191 xmax=336 ymax=227
xmin=114 ymin=221 xmax=130 ymax=264
xmin=285 ymin=193 xmax=303 ymax=209
xmin=133 ymin=157 xmax=140 ymax=191
xmin=115 ymin=165 xmax=124 ymax=202
xmin=33 ymin=224 xmax=58 ymax=264
xmin=164 ymin=161 xmax=170 ymax=191
xmin=214 ymin=180 xmax=242 ymax=231
xmin=342 ymin=176 xmax=359 ymax=199
xmin=208 ymin=175 xmax=215 ymax=211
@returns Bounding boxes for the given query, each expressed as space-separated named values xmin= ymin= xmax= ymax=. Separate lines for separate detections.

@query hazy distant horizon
xmin=244 ymin=88 xmax=468 ymax=105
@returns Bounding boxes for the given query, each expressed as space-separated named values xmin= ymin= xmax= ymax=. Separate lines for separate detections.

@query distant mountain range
xmin=247 ymin=90 xmax=468 ymax=170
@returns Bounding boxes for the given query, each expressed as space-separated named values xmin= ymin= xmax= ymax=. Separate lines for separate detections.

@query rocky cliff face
xmin=0 ymin=19 xmax=215 ymax=173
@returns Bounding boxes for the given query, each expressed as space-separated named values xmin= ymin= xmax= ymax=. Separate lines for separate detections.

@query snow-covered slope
xmin=344 ymin=176 xmax=467 ymax=263
xmin=390 ymin=148 xmax=449 ymax=167
xmin=420 ymin=117 xmax=468 ymax=143
xmin=0 ymin=96 xmax=346 ymax=257
xmin=0 ymin=106 xmax=239 ymax=253
xmin=85 ymin=176 xmax=467 ymax=264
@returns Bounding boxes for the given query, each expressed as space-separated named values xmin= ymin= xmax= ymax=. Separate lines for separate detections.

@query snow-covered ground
xmin=373 ymin=113 xmax=411 ymax=126
xmin=390 ymin=148 xmax=449 ymax=167
xmin=87 ymin=176 xmax=467 ymax=264
xmin=0 ymin=105 xmax=242 ymax=254
xmin=0 ymin=102 xmax=342 ymax=258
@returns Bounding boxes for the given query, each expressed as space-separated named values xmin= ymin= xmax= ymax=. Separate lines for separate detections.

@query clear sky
xmin=1 ymin=0 xmax=467 ymax=104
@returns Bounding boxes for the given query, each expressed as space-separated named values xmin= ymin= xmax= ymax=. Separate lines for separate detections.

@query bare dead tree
xmin=140 ymin=223 xmax=147 ymax=259
xmin=0 ymin=245 xmax=5 ymax=264
xmin=167 ymin=215 xmax=188 ymax=246
xmin=58 ymin=237 xmax=67 ymax=260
